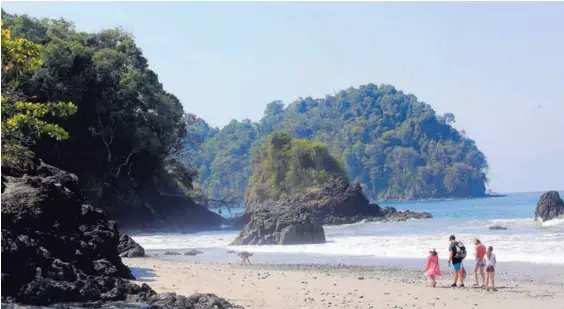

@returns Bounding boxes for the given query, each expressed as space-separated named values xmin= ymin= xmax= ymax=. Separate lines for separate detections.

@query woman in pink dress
xmin=424 ymin=249 xmax=442 ymax=287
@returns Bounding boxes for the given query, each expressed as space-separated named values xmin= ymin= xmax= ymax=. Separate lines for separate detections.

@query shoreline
xmin=124 ymin=257 xmax=564 ymax=309
xmin=145 ymin=249 xmax=564 ymax=285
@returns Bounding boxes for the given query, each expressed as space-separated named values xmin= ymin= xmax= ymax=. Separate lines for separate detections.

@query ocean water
xmin=132 ymin=192 xmax=564 ymax=266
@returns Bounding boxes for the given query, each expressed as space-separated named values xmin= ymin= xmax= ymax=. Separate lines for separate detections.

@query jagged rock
xmin=0 ymin=162 xmax=145 ymax=304
xmin=1 ymin=292 xmax=242 ymax=309
xmin=1 ymin=162 xmax=241 ymax=308
xmin=118 ymin=235 xmax=145 ymax=258
xmin=149 ymin=292 xmax=241 ymax=309
xmin=245 ymin=177 xmax=432 ymax=227
xmin=183 ymin=250 xmax=203 ymax=256
xmin=231 ymin=206 xmax=325 ymax=246
xmin=163 ymin=251 xmax=181 ymax=256
xmin=489 ymin=225 xmax=508 ymax=230
xmin=535 ymin=191 xmax=564 ymax=221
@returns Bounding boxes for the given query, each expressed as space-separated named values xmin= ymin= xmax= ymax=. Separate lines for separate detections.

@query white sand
xmin=124 ymin=257 xmax=564 ymax=309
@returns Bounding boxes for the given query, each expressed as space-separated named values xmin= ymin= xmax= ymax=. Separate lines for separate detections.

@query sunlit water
xmin=132 ymin=192 xmax=564 ymax=266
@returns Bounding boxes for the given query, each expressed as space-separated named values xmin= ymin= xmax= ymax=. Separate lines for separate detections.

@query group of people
xmin=423 ymin=235 xmax=497 ymax=291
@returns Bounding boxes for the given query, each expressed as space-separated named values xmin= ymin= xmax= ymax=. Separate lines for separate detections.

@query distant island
xmin=191 ymin=84 xmax=490 ymax=202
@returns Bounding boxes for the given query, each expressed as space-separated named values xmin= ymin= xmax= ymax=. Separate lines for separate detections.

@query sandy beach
xmin=124 ymin=257 xmax=564 ymax=309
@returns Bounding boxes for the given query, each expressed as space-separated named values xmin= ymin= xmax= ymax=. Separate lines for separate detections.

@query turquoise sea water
xmin=133 ymin=192 xmax=564 ymax=265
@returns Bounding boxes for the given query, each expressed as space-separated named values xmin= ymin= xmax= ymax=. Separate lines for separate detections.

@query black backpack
xmin=454 ymin=241 xmax=467 ymax=260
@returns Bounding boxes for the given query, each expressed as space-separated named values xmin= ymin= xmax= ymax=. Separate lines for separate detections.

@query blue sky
xmin=2 ymin=2 xmax=563 ymax=194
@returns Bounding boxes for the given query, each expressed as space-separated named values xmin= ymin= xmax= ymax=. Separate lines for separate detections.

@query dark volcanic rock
xmin=535 ymin=191 xmax=564 ymax=222
xmin=1 ymin=162 xmax=241 ymax=308
xmin=489 ymin=225 xmax=508 ymax=230
xmin=115 ymin=194 xmax=226 ymax=234
xmin=231 ymin=206 xmax=325 ymax=245
xmin=1 ymin=292 xmax=242 ymax=309
xmin=163 ymin=251 xmax=181 ymax=256
xmin=0 ymin=162 xmax=149 ymax=304
xmin=184 ymin=250 xmax=203 ymax=256
xmin=245 ymin=177 xmax=432 ymax=227
xmin=149 ymin=292 xmax=240 ymax=309
xmin=118 ymin=235 xmax=145 ymax=258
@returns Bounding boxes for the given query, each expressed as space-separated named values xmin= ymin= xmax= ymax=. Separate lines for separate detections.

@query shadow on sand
xmin=130 ymin=267 xmax=158 ymax=282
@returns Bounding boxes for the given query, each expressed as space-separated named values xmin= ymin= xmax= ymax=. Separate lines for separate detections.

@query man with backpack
xmin=448 ymin=235 xmax=466 ymax=287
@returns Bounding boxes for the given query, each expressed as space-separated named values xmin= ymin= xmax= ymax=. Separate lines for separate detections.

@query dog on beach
xmin=237 ymin=251 xmax=253 ymax=265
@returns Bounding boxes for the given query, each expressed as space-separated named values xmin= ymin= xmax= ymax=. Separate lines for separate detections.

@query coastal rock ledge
xmin=1 ymin=161 xmax=241 ymax=309
xmin=535 ymin=191 xmax=564 ymax=221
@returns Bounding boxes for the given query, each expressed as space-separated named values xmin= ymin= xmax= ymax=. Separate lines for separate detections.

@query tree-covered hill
xmin=194 ymin=84 xmax=489 ymax=201
xmin=1 ymin=11 xmax=221 ymax=230
xmin=245 ymin=131 xmax=347 ymax=203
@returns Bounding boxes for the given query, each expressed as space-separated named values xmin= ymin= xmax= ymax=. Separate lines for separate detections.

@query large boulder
xmin=535 ymin=191 xmax=564 ymax=221
xmin=231 ymin=205 xmax=325 ymax=245
xmin=118 ymin=235 xmax=145 ymax=258
xmin=1 ymin=162 xmax=241 ymax=308
xmin=1 ymin=162 xmax=144 ymax=304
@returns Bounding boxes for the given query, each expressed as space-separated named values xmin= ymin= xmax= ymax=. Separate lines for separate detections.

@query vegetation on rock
xmin=245 ymin=131 xmax=346 ymax=202
xmin=194 ymin=85 xmax=489 ymax=201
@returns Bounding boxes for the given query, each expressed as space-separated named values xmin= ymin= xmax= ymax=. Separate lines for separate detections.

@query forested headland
xmin=193 ymin=85 xmax=489 ymax=202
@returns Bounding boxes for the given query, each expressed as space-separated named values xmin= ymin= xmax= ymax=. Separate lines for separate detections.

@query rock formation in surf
xmin=535 ymin=191 xmax=564 ymax=221
xmin=233 ymin=132 xmax=432 ymax=245
xmin=231 ymin=205 xmax=325 ymax=245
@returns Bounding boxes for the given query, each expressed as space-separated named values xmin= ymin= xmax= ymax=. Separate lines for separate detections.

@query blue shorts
xmin=453 ymin=263 xmax=462 ymax=272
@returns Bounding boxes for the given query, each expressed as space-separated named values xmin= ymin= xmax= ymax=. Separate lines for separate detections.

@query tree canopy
xmin=246 ymin=131 xmax=347 ymax=202
xmin=193 ymin=84 xmax=489 ymax=201
xmin=1 ymin=21 xmax=77 ymax=170
xmin=1 ymin=11 xmax=196 ymax=221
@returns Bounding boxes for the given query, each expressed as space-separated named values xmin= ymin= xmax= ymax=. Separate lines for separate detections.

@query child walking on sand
xmin=483 ymin=246 xmax=497 ymax=291
xmin=424 ymin=249 xmax=441 ymax=287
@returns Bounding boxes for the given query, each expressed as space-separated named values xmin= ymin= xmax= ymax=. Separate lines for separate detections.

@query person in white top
xmin=482 ymin=246 xmax=497 ymax=291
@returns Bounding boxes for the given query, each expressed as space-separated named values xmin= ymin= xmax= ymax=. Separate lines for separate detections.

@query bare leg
xmin=480 ymin=267 xmax=486 ymax=287
xmin=453 ymin=271 xmax=458 ymax=285
xmin=491 ymin=272 xmax=496 ymax=291
xmin=430 ymin=275 xmax=436 ymax=287
xmin=473 ymin=265 xmax=479 ymax=285
xmin=485 ymin=273 xmax=490 ymax=290
xmin=458 ymin=271 xmax=464 ymax=286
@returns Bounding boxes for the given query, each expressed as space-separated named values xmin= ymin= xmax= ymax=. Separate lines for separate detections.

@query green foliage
xmin=246 ymin=131 xmax=346 ymax=201
xmin=194 ymin=84 xmax=489 ymax=201
xmin=1 ymin=11 xmax=192 ymax=214
xmin=1 ymin=23 xmax=77 ymax=169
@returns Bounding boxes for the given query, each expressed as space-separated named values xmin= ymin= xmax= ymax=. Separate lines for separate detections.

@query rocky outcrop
xmin=1 ymin=162 xmax=241 ymax=308
xmin=231 ymin=205 xmax=326 ymax=246
xmin=118 ymin=235 xmax=145 ymax=258
xmin=1 ymin=162 xmax=139 ymax=304
xmin=535 ymin=191 xmax=564 ymax=222
xmin=184 ymin=250 xmax=203 ymax=256
xmin=114 ymin=193 xmax=226 ymax=234
xmin=1 ymin=293 xmax=241 ymax=309
xmin=245 ymin=178 xmax=432 ymax=227
xmin=489 ymin=225 xmax=508 ymax=230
